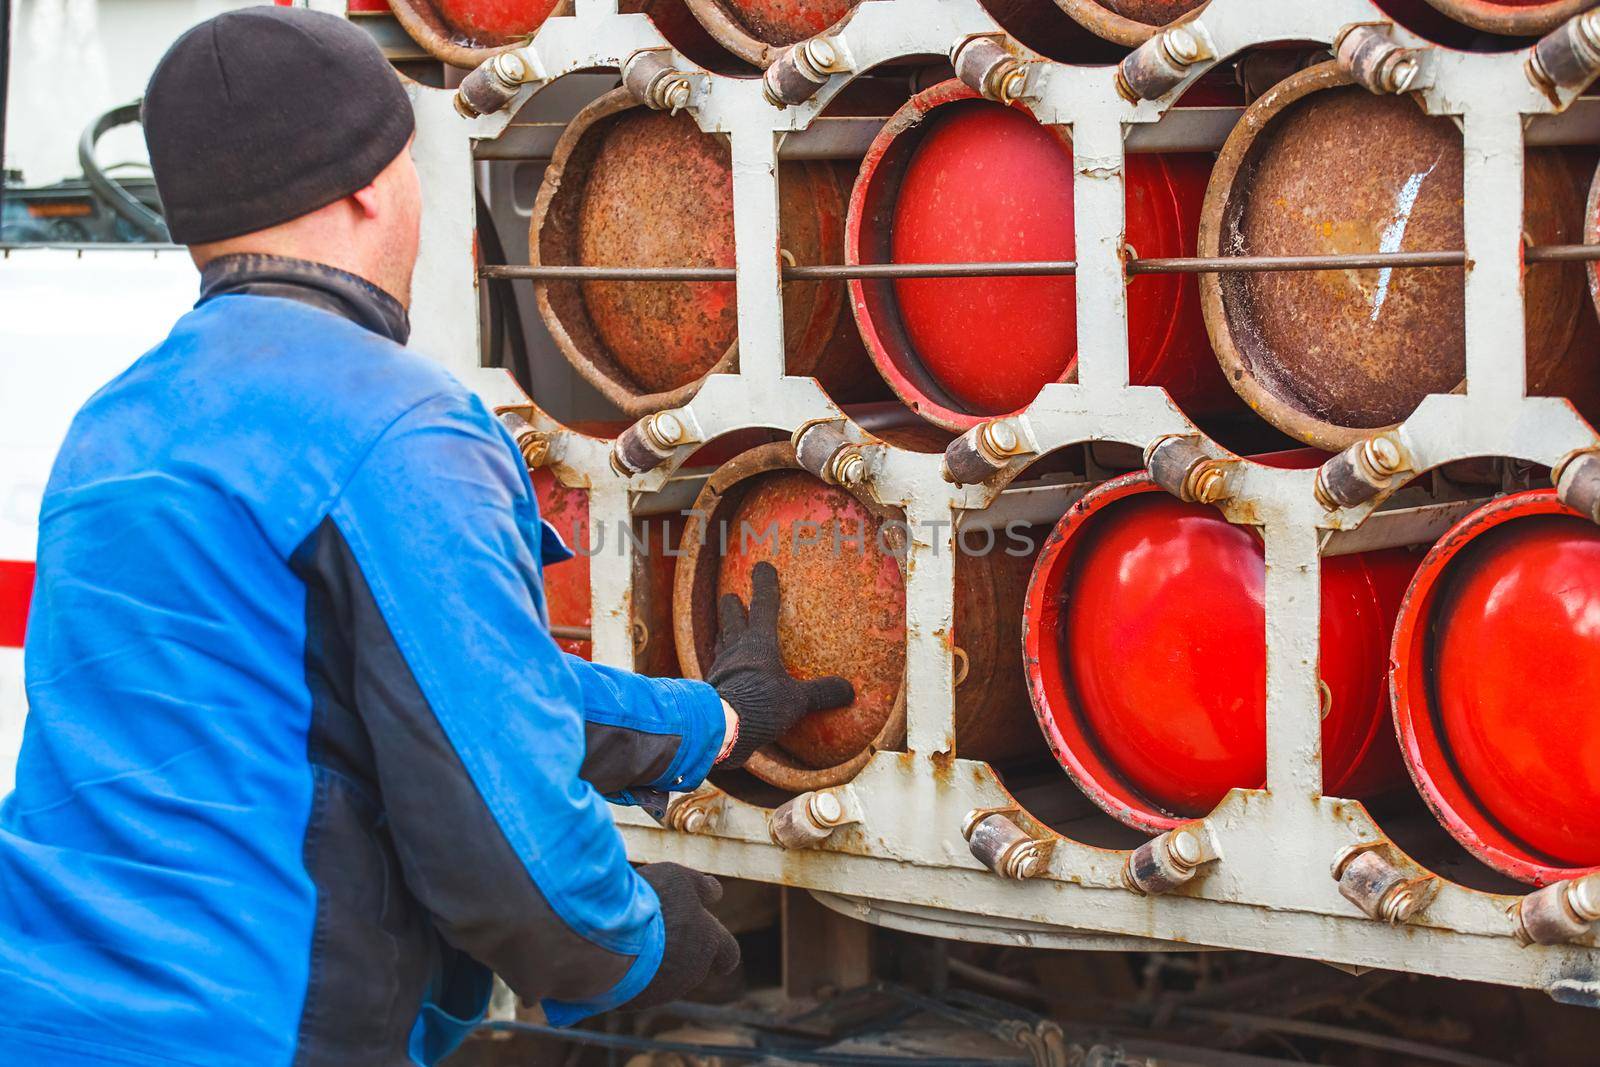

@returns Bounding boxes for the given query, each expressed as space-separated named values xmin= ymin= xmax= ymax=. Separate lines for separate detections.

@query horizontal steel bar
xmin=473 ymin=96 xmax=1600 ymax=161
xmin=482 ymin=245 xmax=1600 ymax=283
xmin=548 ymin=624 xmax=591 ymax=642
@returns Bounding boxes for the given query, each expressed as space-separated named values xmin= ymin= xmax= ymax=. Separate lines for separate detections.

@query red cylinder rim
xmin=1390 ymin=488 xmax=1600 ymax=886
xmin=1024 ymin=473 xmax=1210 ymax=833
xmin=846 ymin=80 xmax=1071 ymax=433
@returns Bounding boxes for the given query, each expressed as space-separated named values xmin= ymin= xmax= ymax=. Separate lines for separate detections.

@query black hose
xmin=79 ymin=102 xmax=168 ymax=242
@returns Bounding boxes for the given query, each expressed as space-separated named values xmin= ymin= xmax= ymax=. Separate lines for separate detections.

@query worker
xmin=0 ymin=8 xmax=853 ymax=1065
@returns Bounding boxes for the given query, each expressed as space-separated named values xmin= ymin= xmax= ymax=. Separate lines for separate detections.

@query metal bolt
xmin=658 ymin=75 xmax=691 ymax=113
xmin=804 ymin=36 xmax=839 ymax=72
xmin=996 ymin=64 xmax=1028 ymax=104
xmin=808 ymin=791 xmax=844 ymax=827
xmin=830 ymin=448 xmax=866 ymax=486
xmin=1581 ymin=9 xmax=1600 ymax=52
xmin=1380 ymin=886 xmax=1416 ymax=924
xmin=645 ymin=411 xmax=685 ymax=450
xmin=1361 ymin=434 xmax=1404 ymax=477
xmin=518 ymin=433 xmax=550 ymax=470
xmin=1386 ymin=56 xmax=1419 ymax=93
xmin=978 ymin=420 xmax=1027 ymax=463
xmin=679 ymin=806 xmax=710 ymax=833
xmin=1330 ymin=841 xmax=1379 ymax=880
xmin=1187 ymin=463 xmax=1227 ymax=504
xmin=1005 ymin=840 xmax=1049 ymax=880
xmin=1161 ymin=26 xmax=1202 ymax=66
xmin=1168 ymin=828 xmax=1203 ymax=869
xmin=1570 ymin=875 xmax=1600 ymax=922
xmin=964 ymin=810 xmax=1051 ymax=880
xmin=493 ymin=50 xmax=527 ymax=83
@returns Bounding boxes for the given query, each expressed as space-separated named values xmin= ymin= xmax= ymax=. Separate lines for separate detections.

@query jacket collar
xmin=198 ymin=253 xmax=410 ymax=346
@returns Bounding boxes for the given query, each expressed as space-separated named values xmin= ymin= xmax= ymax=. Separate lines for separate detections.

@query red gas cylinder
xmin=534 ymin=89 xmax=875 ymax=416
xmin=1385 ymin=0 xmax=1598 ymax=37
xmin=1024 ymin=473 xmax=1417 ymax=833
xmin=531 ymin=467 xmax=681 ymax=676
xmin=384 ymin=0 xmax=731 ymax=70
xmin=674 ymin=440 xmax=1037 ymax=793
xmin=848 ymin=80 xmax=1233 ymax=433
xmin=1391 ymin=490 xmax=1600 ymax=885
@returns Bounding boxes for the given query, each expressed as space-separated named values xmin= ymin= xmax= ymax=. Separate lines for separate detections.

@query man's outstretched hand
xmin=707 ymin=561 xmax=855 ymax=768
xmin=626 ymin=863 xmax=740 ymax=1010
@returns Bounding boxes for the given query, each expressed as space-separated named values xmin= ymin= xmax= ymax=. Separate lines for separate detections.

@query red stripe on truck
xmin=0 ymin=561 xmax=34 ymax=648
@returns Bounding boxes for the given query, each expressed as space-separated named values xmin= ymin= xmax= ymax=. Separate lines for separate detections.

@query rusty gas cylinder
xmin=848 ymin=80 xmax=1233 ymax=433
xmin=1024 ymin=472 xmax=1418 ymax=833
xmin=1053 ymin=0 xmax=1209 ymax=46
xmin=531 ymin=467 xmax=681 ymax=675
xmin=1200 ymin=63 xmax=1589 ymax=451
xmin=532 ymin=89 xmax=875 ymax=416
xmin=684 ymin=0 xmax=859 ymax=67
xmin=385 ymin=0 xmax=732 ymax=70
xmin=674 ymin=440 xmax=1038 ymax=793
xmin=1391 ymin=490 xmax=1600 ymax=886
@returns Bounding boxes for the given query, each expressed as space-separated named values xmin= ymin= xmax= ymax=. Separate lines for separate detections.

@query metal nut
xmin=1315 ymin=433 xmax=1411 ymax=511
xmin=622 ymin=49 xmax=696 ymax=113
xmin=1512 ymin=873 xmax=1600 ymax=946
xmin=665 ymin=790 xmax=720 ymax=835
xmin=829 ymin=448 xmax=866 ymax=486
xmin=1146 ymin=434 xmax=1230 ymax=505
xmin=1529 ymin=10 xmax=1600 ymax=96
xmin=1336 ymin=24 xmax=1423 ymax=95
xmin=951 ymin=34 xmax=1032 ymax=104
xmin=1332 ymin=843 xmax=1433 ymax=925
xmin=770 ymin=789 xmax=853 ymax=850
xmin=963 ymin=810 xmax=1051 ymax=880
xmin=1124 ymin=824 xmax=1218 ymax=895
xmin=1554 ymin=448 xmax=1600 ymax=524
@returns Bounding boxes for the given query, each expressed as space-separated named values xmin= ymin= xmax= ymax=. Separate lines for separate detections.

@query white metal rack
xmin=400 ymin=0 xmax=1600 ymax=1002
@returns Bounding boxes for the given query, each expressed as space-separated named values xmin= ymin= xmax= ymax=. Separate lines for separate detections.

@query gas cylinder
xmin=1405 ymin=0 xmax=1597 ymax=37
xmin=531 ymin=467 xmax=682 ymax=676
xmin=1023 ymin=472 xmax=1418 ymax=833
xmin=1052 ymin=0 xmax=1210 ymax=46
xmin=1390 ymin=490 xmax=1600 ymax=885
xmin=532 ymin=88 xmax=875 ymax=416
xmin=683 ymin=0 xmax=859 ymax=67
xmin=385 ymin=0 xmax=732 ymax=70
xmin=673 ymin=440 xmax=1037 ymax=793
xmin=1200 ymin=62 xmax=1589 ymax=451
xmin=847 ymin=80 xmax=1233 ymax=434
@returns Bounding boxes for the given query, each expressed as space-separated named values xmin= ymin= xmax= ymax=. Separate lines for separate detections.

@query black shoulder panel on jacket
xmin=289 ymin=518 xmax=635 ymax=1063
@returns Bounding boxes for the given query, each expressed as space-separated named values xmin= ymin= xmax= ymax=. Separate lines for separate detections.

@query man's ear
xmin=350 ymin=183 xmax=382 ymax=220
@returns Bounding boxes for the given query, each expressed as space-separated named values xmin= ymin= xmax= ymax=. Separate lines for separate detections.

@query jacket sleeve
xmin=563 ymin=654 xmax=724 ymax=798
xmin=311 ymin=388 xmax=678 ymax=1026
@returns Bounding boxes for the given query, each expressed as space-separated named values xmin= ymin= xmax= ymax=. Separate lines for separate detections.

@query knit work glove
xmin=626 ymin=863 xmax=741 ymax=1010
xmin=707 ymin=561 xmax=855 ymax=768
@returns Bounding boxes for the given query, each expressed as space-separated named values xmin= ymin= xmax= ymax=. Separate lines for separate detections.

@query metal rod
xmin=548 ymin=624 xmax=592 ymax=642
xmin=481 ymin=244 xmax=1600 ymax=283
xmin=1128 ymin=249 xmax=1465 ymax=274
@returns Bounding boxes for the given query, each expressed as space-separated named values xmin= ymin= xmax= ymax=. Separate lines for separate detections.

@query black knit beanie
xmin=143 ymin=6 xmax=415 ymax=245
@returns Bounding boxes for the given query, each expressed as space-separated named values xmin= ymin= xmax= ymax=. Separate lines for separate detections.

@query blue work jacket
xmin=0 ymin=256 xmax=725 ymax=1066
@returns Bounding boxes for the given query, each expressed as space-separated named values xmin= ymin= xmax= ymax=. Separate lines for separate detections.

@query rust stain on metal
xmin=1200 ymin=63 xmax=1588 ymax=450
